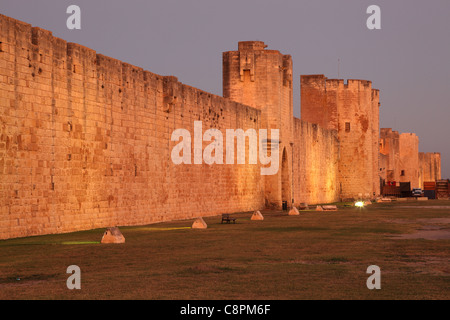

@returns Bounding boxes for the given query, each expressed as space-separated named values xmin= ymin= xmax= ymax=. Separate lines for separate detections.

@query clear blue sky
xmin=1 ymin=0 xmax=449 ymax=178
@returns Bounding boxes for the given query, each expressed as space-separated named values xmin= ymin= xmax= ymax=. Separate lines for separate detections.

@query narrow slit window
xmin=345 ymin=122 xmax=351 ymax=132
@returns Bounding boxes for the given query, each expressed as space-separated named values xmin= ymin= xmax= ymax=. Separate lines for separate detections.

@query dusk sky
xmin=1 ymin=0 xmax=449 ymax=178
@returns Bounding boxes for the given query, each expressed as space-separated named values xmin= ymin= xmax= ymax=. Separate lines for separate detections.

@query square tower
xmin=301 ymin=75 xmax=381 ymax=200
xmin=223 ymin=41 xmax=294 ymax=208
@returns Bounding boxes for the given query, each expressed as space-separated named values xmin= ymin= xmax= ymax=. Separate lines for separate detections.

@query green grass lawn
xmin=0 ymin=200 xmax=449 ymax=300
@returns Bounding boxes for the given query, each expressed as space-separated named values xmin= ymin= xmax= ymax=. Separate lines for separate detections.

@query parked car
xmin=412 ymin=188 xmax=424 ymax=197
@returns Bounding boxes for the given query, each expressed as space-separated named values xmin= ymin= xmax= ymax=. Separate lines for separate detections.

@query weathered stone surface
xmin=251 ymin=211 xmax=264 ymax=221
xmin=101 ymin=227 xmax=125 ymax=244
xmin=0 ymin=15 xmax=263 ymax=240
xmin=192 ymin=217 xmax=207 ymax=229
xmin=292 ymin=119 xmax=340 ymax=206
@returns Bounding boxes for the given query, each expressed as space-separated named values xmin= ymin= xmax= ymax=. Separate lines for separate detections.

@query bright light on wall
xmin=355 ymin=201 xmax=365 ymax=208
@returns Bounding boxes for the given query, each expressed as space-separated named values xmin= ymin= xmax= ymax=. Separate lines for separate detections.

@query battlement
xmin=300 ymin=74 xmax=327 ymax=83
xmin=372 ymin=89 xmax=380 ymax=102
xmin=238 ymin=41 xmax=268 ymax=51
xmin=325 ymin=79 xmax=345 ymax=86
xmin=346 ymin=79 xmax=372 ymax=88
xmin=420 ymin=152 xmax=442 ymax=158
xmin=300 ymin=75 xmax=377 ymax=92
xmin=400 ymin=132 xmax=419 ymax=139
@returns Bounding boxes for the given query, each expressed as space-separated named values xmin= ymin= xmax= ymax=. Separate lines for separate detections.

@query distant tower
xmin=223 ymin=41 xmax=294 ymax=208
xmin=399 ymin=133 xmax=420 ymax=189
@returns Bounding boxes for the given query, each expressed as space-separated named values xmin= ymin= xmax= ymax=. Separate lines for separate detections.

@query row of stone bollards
xmin=101 ymin=203 xmax=345 ymax=243
xmin=191 ymin=210 xmax=264 ymax=229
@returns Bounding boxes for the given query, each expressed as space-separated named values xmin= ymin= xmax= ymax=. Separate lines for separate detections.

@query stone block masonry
xmin=0 ymin=15 xmax=264 ymax=239
xmin=292 ymin=119 xmax=340 ymax=205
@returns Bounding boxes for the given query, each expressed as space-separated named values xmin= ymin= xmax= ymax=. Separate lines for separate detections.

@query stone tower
xmin=223 ymin=41 xmax=294 ymax=208
xmin=300 ymin=75 xmax=380 ymax=200
xmin=380 ymin=128 xmax=401 ymax=183
xmin=399 ymin=133 xmax=420 ymax=189
xmin=419 ymin=152 xmax=441 ymax=186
